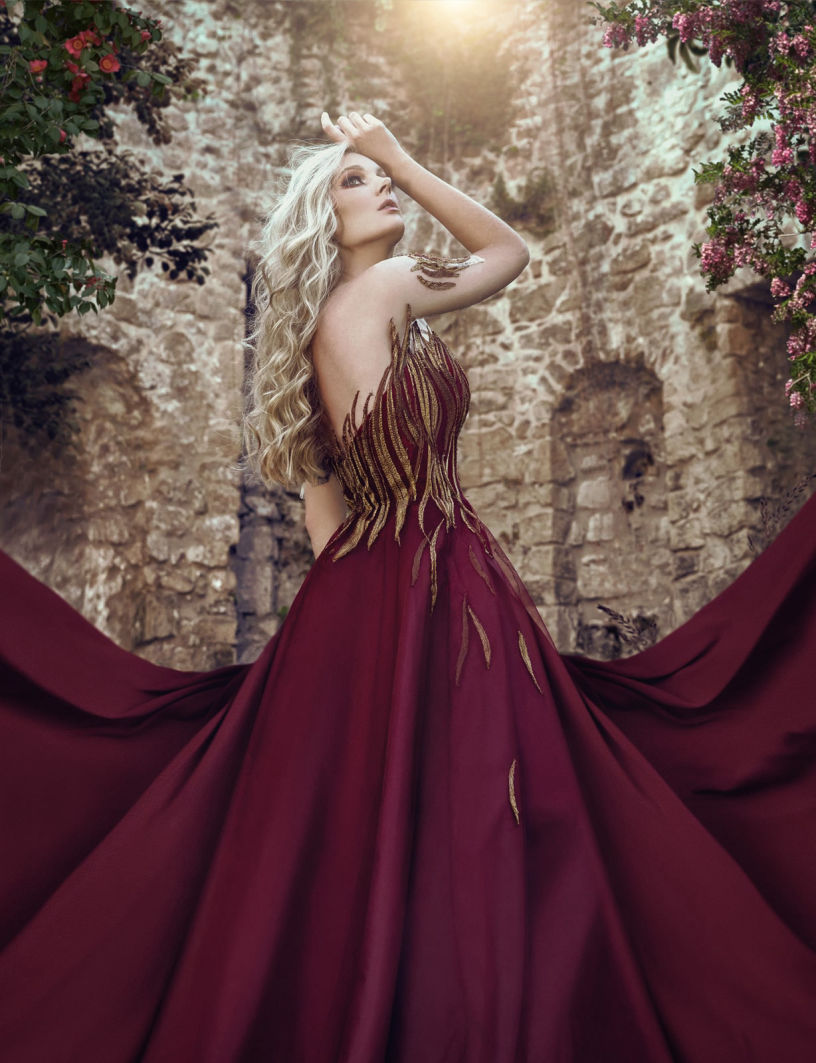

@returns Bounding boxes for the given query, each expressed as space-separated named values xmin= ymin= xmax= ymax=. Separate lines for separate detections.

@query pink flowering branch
xmin=592 ymin=0 xmax=816 ymax=425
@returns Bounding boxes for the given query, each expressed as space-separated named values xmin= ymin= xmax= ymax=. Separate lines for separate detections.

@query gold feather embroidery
xmin=406 ymin=249 xmax=479 ymax=291
xmin=509 ymin=758 xmax=520 ymax=825
xmin=322 ymin=308 xmax=490 ymax=613
xmin=454 ymin=594 xmax=491 ymax=685
xmin=517 ymin=630 xmax=543 ymax=694
xmin=467 ymin=604 xmax=491 ymax=669
xmin=468 ymin=543 xmax=497 ymax=596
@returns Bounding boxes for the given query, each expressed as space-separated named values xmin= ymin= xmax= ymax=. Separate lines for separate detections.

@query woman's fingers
xmin=320 ymin=111 xmax=345 ymax=143
xmin=321 ymin=110 xmax=395 ymax=158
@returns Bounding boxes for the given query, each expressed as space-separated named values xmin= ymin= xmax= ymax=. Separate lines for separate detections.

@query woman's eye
xmin=342 ymin=174 xmax=364 ymax=187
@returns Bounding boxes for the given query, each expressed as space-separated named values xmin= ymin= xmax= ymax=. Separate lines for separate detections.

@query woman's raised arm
xmin=321 ymin=111 xmax=529 ymax=317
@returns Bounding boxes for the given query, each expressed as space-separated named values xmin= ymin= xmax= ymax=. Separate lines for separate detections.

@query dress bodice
xmin=319 ymin=311 xmax=486 ymax=596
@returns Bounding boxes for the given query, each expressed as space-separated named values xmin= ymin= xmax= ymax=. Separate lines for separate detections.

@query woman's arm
xmin=321 ymin=111 xmax=529 ymax=317
xmin=387 ymin=150 xmax=528 ymax=264
xmin=302 ymin=472 xmax=348 ymax=560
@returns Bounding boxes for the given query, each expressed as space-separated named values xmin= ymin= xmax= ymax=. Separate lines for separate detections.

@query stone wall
xmin=2 ymin=0 xmax=815 ymax=668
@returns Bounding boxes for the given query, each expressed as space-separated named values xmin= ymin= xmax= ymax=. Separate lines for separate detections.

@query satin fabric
xmin=1 ymin=313 xmax=815 ymax=1062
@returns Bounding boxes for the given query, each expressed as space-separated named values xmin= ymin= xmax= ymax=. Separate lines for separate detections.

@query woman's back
xmin=311 ymin=275 xmax=411 ymax=447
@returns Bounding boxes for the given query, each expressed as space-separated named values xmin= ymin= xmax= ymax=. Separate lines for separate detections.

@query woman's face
xmin=331 ymin=151 xmax=404 ymax=251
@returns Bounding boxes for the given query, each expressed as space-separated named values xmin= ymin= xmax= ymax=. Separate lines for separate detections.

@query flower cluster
xmin=593 ymin=1 xmax=816 ymax=422
xmin=1 ymin=1 xmax=163 ymax=330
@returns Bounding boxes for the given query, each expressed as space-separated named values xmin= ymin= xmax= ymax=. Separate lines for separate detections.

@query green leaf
xmin=679 ymin=43 xmax=701 ymax=74
xmin=24 ymin=203 xmax=47 ymax=216
xmin=10 ymin=202 xmax=25 ymax=219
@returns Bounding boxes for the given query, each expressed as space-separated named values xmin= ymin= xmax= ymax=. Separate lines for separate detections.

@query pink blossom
xmin=792 ymin=34 xmax=811 ymax=60
xmin=602 ymin=24 xmax=630 ymax=49
xmin=634 ymin=15 xmax=659 ymax=47
xmin=795 ymin=199 xmax=813 ymax=225
xmin=788 ymin=334 xmax=804 ymax=359
xmin=771 ymin=278 xmax=791 ymax=298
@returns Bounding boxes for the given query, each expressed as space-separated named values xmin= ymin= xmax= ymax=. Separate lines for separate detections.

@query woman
xmin=1 ymin=112 xmax=815 ymax=1063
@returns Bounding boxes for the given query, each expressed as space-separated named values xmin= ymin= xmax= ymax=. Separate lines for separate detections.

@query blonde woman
xmin=1 ymin=111 xmax=816 ymax=1062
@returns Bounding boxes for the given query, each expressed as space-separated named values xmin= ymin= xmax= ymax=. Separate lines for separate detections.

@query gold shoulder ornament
xmin=406 ymin=249 xmax=483 ymax=291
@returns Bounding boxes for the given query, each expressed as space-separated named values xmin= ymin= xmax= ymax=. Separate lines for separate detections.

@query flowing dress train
xmin=1 ymin=310 xmax=815 ymax=1062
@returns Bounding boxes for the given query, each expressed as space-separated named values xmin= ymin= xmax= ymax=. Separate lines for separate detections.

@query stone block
xmin=668 ymin=516 xmax=705 ymax=550
xmin=517 ymin=507 xmax=571 ymax=544
xmin=137 ymin=596 xmax=177 ymax=643
xmin=586 ymin=512 xmax=615 ymax=542
xmin=608 ymin=243 xmax=652 ymax=275
xmin=508 ymin=282 xmax=562 ymax=324
xmin=576 ymin=477 xmax=612 ymax=509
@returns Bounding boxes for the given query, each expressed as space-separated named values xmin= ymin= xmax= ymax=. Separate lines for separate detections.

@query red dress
xmin=1 ymin=311 xmax=815 ymax=1062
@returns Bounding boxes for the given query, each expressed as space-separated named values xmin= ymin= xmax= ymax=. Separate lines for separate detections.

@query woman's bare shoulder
xmin=312 ymin=277 xmax=408 ymax=370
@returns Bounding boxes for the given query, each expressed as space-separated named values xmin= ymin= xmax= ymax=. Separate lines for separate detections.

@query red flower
xmin=68 ymin=72 xmax=90 ymax=102
xmin=29 ymin=59 xmax=48 ymax=73
xmin=65 ymin=59 xmax=80 ymax=74
xmin=98 ymin=53 xmax=121 ymax=74
xmin=59 ymin=129 xmax=67 ymax=142
xmin=64 ymin=36 xmax=86 ymax=58
xmin=79 ymin=29 xmax=102 ymax=47
xmin=140 ymin=29 xmax=151 ymax=41
xmin=61 ymin=239 xmax=68 ymax=249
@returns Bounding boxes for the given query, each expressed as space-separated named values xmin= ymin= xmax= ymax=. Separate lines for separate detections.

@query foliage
xmin=747 ymin=469 xmax=816 ymax=550
xmin=596 ymin=603 xmax=659 ymax=652
xmin=591 ymin=0 xmax=816 ymax=424
xmin=0 ymin=0 xmax=216 ymax=442
xmin=0 ymin=322 xmax=90 ymax=447
xmin=490 ymin=167 xmax=558 ymax=236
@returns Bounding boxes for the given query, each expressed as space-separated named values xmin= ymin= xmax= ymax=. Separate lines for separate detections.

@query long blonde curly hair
xmin=241 ymin=138 xmax=352 ymax=490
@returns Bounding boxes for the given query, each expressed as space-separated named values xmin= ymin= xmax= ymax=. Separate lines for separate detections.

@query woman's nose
xmin=379 ymin=177 xmax=392 ymax=195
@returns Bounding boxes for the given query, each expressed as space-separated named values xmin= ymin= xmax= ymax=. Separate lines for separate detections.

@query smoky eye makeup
xmin=336 ymin=166 xmax=390 ymax=188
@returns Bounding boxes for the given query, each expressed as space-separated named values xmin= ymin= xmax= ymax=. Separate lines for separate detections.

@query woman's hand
xmin=320 ymin=111 xmax=407 ymax=173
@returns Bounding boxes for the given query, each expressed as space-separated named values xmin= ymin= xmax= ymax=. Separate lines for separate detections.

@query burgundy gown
xmin=1 ymin=310 xmax=815 ymax=1063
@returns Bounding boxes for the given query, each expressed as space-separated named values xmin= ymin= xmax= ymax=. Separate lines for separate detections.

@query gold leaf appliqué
xmin=509 ymin=758 xmax=520 ymax=825
xmin=467 ymin=604 xmax=491 ymax=670
xmin=517 ymin=630 xmax=543 ymax=694
xmin=322 ymin=308 xmax=492 ymax=614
